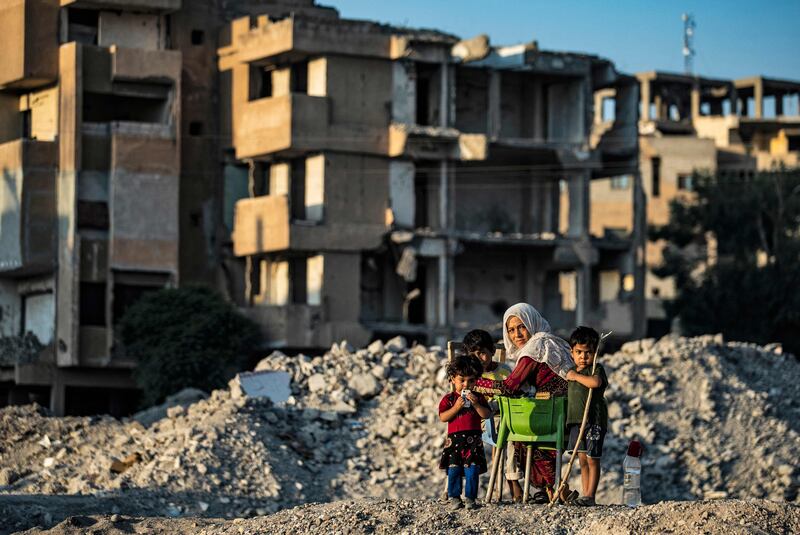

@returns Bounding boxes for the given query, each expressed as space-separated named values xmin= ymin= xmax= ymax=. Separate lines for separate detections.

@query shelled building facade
xmin=590 ymin=71 xmax=800 ymax=334
xmin=0 ymin=0 xmax=334 ymax=414
xmin=219 ymin=14 xmax=646 ymax=349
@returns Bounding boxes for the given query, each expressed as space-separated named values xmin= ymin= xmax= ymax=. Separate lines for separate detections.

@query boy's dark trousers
xmin=447 ymin=465 xmax=479 ymax=499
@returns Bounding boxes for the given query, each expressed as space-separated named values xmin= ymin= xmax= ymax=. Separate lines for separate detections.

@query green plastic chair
xmin=486 ymin=395 xmax=567 ymax=503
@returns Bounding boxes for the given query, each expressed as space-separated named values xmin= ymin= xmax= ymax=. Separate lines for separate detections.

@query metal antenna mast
xmin=682 ymin=13 xmax=696 ymax=75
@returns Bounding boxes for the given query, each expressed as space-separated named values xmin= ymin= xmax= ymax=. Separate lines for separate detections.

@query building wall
xmin=0 ymin=0 xmax=59 ymax=89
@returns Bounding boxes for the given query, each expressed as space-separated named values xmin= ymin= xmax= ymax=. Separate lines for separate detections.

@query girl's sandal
xmin=573 ymin=496 xmax=596 ymax=506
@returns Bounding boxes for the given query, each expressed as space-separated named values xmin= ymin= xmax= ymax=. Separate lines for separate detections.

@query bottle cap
xmin=627 ymin=440 xmax=643 ymax=457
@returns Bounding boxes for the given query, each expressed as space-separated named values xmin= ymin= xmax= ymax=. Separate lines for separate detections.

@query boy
xmin=438 ymin=354 xmax=491 ymax=510
xmin=565 ymin=326 xmax=608 ymax=506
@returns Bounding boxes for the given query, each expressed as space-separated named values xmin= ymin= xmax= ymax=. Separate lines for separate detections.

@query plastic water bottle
xmin=622 ymin=440 xmax=643 ymax=507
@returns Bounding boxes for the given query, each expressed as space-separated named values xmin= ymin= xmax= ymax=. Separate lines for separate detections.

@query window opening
xmin=249 ymin=65 xmax=272 ymax=100
xmin=291 ymin=61 xmax=308 ymax=93
xmin=651 ymin=157 xmax=661 ymax=197
xmin=79 ymin=282 xmax=106 ymax=326
xmin=190 ymin=29 xmax=204 ymax=45
xmin=290 ymin=159 xmax=306 ymax=220
xmin=677 ymin=173 xmax=693 ymax=191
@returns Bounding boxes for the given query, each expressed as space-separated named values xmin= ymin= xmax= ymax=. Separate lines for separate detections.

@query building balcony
xmin=388 ymin=124 xmax=487 ymax=160
xmin=0 ymin=0 xmax=59 ymax=89
xmin=219 ymin=15 xmax=394 ymax=71
xmin=232 ymin=194 xmax=386 ymax=256
xmin=0 ymin=139 xmax=57 ymax=275
xmin=61 ymin=0 xmax=181 ymax=13
xmin=234 ymin=94 xmax=329 ymax=159
xmin=234 ymin=93 xmax=389 ymax=158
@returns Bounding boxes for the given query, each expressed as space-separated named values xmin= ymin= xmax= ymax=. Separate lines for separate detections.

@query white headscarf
xmin=502 ymin=303 xmax=575 ymax=379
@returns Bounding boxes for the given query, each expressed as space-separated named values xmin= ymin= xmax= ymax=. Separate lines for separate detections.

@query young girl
xmin=438 ymin=354 xmax=491 ymax=510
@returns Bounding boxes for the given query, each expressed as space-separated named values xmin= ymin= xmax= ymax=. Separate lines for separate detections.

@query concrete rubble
xmin=0 ymin=335 xmax=798 ymax=531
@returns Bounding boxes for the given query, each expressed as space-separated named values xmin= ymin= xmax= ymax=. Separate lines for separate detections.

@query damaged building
xmin=1 ymin=0 xmax=651 ymax=414
xmin=0 ymin=0 xmax=334 ymax=415
xmin=219 ymin=14 xmax=646 ymax=348
xmin=590 ymin=71 xmax=800 ymax=334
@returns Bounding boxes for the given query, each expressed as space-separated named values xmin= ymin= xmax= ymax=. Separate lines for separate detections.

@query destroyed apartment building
xmin=589 ymin=71 xmax=800 ymax=334
xmin=0 ymin=0 xmax=646 ymax=414
xmin=0 ymin=0 xmax=336 ymax=415
xmin=219 ymin=14 xmax=646 ymax=350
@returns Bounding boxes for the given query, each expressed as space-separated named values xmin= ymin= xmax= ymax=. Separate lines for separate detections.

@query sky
xmin=330 ymin=0 xmax=800 ymax=81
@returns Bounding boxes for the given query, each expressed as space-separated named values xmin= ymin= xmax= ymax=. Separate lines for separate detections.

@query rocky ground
xmin=9 ymin=499 xmax=800 ymax=534
xmin=1 ymin=334 xmax=799 ymax=533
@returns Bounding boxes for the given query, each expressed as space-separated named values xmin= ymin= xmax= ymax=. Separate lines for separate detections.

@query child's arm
xmin=466 ymin=392 xmax=491 ymax=418
xmin=566 ymin=368 xmax=603 ymax=389
xmin=439 ymin=395 xmax=465 ymax=422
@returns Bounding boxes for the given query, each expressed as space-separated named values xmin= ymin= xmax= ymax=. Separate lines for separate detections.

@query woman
xmin=497 ymin=303 xmax=575 ymax=503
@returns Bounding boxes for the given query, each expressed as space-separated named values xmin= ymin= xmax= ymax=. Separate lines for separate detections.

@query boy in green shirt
xmin=565 ymin=326 xmax=607 ymax=506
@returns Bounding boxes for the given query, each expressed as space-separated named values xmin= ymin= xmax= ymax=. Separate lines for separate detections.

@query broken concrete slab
xmin=237 ymin=370 xmax=292 ymax=405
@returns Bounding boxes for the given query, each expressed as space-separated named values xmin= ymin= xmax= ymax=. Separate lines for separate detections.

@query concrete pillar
xmin=691 ymin=82 xmax=701 ymax=120
xmin=729 ymin=86 xmax=738 ymax=117
xmin=436 ymin=160 xmax=452 ymax=329
xmin=631 ymin=170 xmax=647 ymax=338
xmin=653 ymin=95 xmax=663 ymax=121
xmin=439 ymin=160 xmax=449 ymax=230
xmin=575 ymin=263 xmax=592 ymax=328
xmin=439 ymin=61 xmax=449 ymax=128
xmin=640 ymin=79 xmax=651 ymax=122
xmin=487 ymin=70 xmax=501 ymax=138
xmin=533 ymin=79 xmax=545 ymax=140
xmin=775 ymin=93 xmax=783 ymax=116
xmin=566 ymin=172 xmax=590 ymax=238
xmin=50 ymin=378 xmax=66 ymax=416
xmin=754 ymin=80 xmax=763 ymax=119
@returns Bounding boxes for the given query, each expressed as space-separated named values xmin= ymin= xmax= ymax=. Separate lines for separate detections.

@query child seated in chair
xmin=439 ymin=354 xmax=491 ymax=510
xmin=463 ymin=329 xmax=510 ymax=456
xmin=565 ymin=326 xmax=608 ymax=506
xmin=463 ymin=329 xmax=512 ymax=385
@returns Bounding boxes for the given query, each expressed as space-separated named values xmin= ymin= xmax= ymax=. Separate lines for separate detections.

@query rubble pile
xmin=591 ymin=334 xmax=800 ymax=504
xmin=0 ymin=334 xmax=798 ymax=528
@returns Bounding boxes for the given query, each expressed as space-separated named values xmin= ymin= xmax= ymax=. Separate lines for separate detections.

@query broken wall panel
xmin=455 ymin=68 xmax=489 ymax=134
xmin=97 ymin=11 xmax=166 ymax=50
xmin=0 ymin=139 xmax=57 ymax=274
xmin=547 ymin=79 xmax=585 ymax=143
xmin=499 ymin=72 xmax=538 ymax=139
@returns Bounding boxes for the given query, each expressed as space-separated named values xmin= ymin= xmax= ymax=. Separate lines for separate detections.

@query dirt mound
xmin=13 ymin=499 xmax=800 ymax=535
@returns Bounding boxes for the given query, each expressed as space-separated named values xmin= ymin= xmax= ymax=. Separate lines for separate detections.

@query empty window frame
xmin=651 ymin=157 xmax=661 ymax=197
xmin=677 ymin=173 xmax=693 ymax=191
xmin=249 ymin=65 xmax=272 ymax=100
xmin=610 ymin=175 xmax=630 ymax=190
